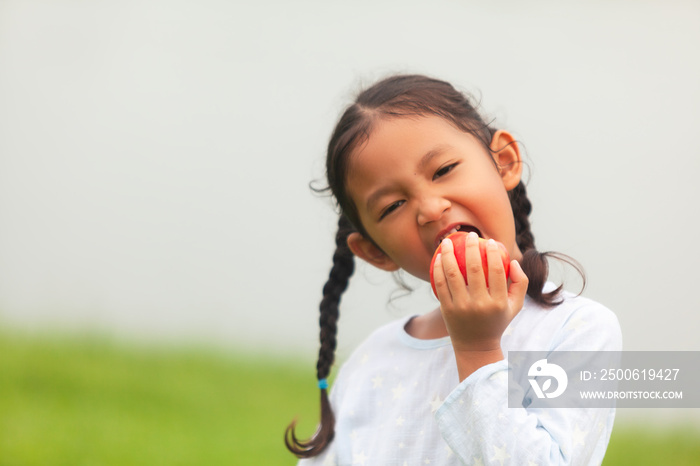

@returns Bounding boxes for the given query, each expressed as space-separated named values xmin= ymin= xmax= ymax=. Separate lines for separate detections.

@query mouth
xmin=434 ymin=224 xmax=482 ymax=250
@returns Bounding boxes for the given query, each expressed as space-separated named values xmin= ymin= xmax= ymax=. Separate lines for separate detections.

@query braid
xmin=316 ymin=215 xmax=355 ymax=380
xmin=508 ymin=181 xmax=535 ymax=253
xmin=285 ymin=215 xmax=355 ymax=458
xmin=509 ymin=181 xmax=584 ymax=306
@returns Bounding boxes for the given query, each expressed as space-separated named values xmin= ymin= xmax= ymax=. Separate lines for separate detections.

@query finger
xmin=439 ymin=237 xmax=467 ymax=302
xmin=507 ymin=259 xmax=529 ymax=314
xmin=432 ymin=253 xmax=452 ymax=302
xmin=486 ymin=239 xmax=507 ymax=297
xmin=463 ymin=232 xmax=486 ymax=290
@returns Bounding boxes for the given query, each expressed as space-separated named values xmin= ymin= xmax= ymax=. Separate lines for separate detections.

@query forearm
xmin=436 ymin=362 xmax=613 ymax=465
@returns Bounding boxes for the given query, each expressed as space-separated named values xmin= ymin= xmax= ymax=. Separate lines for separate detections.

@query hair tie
xmin=318 ymin=378 xmax=328 ymax=390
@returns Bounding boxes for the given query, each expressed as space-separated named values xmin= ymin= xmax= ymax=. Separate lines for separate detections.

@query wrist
xmin=453 ymin=346 xmax=503 ymax=382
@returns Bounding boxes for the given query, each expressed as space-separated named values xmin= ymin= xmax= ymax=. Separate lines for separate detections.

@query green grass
xmin=604 ymin=423 xmax=700 ymax=466
xmin=0 ymin=330 xmax=319 ymax=465
xmin=1 ymin=330 xmax=699 ymax=465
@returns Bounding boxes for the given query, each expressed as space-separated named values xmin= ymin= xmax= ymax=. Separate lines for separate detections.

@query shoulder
xmin=342 ymin=316 xmax=410 ymax=364
xmin=331 ymin=316 xmax=410 ymax=377
xmin=548 ymin=287 xmax=623 ymax=351
xmin=561 ymin=289 xmax=619 ymax=323
xmin=328 ymin=316 xmax=416 ymax=404
xmin=506 ymin=283 xmax=622 ymax=352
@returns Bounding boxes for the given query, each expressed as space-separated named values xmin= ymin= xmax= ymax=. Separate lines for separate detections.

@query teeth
xmin=438 ymin=227 xmax=460 ymax=244
xmin=436 ymin=225 xmax=484 ymax=248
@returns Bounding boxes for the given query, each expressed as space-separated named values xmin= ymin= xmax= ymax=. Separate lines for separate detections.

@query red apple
xmin=429 ymin=232 xmax=510 ymax=297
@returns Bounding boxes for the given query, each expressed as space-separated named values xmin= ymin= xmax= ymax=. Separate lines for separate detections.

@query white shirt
xmin=298 ymin=285 xmax=623 ymax=466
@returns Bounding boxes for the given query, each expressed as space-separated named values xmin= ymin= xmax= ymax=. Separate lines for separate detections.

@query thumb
xmin=508 ymin=259 xmax=529 ymax=312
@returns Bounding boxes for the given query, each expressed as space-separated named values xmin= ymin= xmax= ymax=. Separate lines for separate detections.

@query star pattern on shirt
xmin=396 ymin=415 xmax=405 ymax=426
xmin=561 ymin=443 xmax=570 ymax=457
xmin=491 ymin=444 xmax=510 ymax=466
xmin=392 ymin=382 xmax=405 ymax=400
xmin=509 ymin=352 xmax=525 ymax=366
xmin=472 ymin=456 xmax=484 ymax=466
xmin=565 ymin=313 xmax=588 ymax=332
xmin=372 ymin=375 xmax=383 ymax=389
xmin=353 ymin=450 xmax=368 ymax=465
xmin=444 ymin=445 xmax=454 ymax=457
xmin=429 ymin=393 xmax=443 ymax=413
xmin=573 ymin=423 xmax=589 ymax=447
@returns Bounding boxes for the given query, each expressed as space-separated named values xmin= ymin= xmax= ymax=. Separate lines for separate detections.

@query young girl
xmin=286 ymin=74 xmax=622 ymax=465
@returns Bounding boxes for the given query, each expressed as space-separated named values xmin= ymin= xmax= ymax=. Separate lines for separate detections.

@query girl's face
xmin=345 ymin=115 xmax=523 ymax=282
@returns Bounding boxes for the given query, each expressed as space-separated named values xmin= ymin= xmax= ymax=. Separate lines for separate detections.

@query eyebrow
xmin=365 ymin=144 xmax=453 ymax=212
xmin=418 ymin=143 xmax=452 ymax=172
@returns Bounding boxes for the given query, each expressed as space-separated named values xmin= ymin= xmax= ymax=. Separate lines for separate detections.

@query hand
xmin=432 ymin=232 xmax=529 ymax=378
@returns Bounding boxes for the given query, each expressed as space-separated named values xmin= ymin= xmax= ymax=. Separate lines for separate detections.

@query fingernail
xmin=487 ymin=238 xmax=497 ymax=249
xmin=441 ymin=238 xmax=452 ymax=249
xmin=467 ymin=231 xmax=478 ymax=243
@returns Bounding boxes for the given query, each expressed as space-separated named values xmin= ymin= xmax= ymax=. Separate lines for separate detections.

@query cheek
xmin=469 ymin=183 xmax=511 ymax=219
xmin=367 ymin=231 xmax=404 ymax=261
xmin=473 ymin=187 xmax=517 ymax=240
xmin=365 ymin=229 xmax=429 ymax=276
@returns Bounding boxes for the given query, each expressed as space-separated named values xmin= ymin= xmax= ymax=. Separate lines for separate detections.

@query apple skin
xmin=430 ymin=232 xmax=510 ymax=297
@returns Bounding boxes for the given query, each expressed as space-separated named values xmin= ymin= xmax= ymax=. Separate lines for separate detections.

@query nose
xmin=416 ymin=195 xmax=450 ymax=225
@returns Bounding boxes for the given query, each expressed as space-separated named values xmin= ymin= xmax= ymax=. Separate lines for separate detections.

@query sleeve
xmin=434 ymin=302 xmax=622 ymax=466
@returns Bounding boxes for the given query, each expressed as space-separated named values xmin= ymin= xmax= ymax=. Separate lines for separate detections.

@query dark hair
xmin=285 ymin=74 xmax=584 ymax=458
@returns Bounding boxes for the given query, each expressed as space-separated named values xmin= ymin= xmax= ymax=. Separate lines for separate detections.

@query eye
xmin=379 ymin=200 xmax=405 ymax=220
xmin=433 ymin=163 xmax=458 ymax=180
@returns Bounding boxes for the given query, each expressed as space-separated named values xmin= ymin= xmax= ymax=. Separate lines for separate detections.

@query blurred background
xmin=1 ymin=0 xmax=699 ymax=464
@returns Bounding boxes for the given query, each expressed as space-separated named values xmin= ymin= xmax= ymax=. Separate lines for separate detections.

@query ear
xmin=489 ymin=130 xmax=523 ymax=191
xmin=347 ymin=232 xmax=400 ymax=272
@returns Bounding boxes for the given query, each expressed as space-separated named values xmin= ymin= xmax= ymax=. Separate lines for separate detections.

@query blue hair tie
xmin=318 ymin=378 xmax=328 ymax=390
